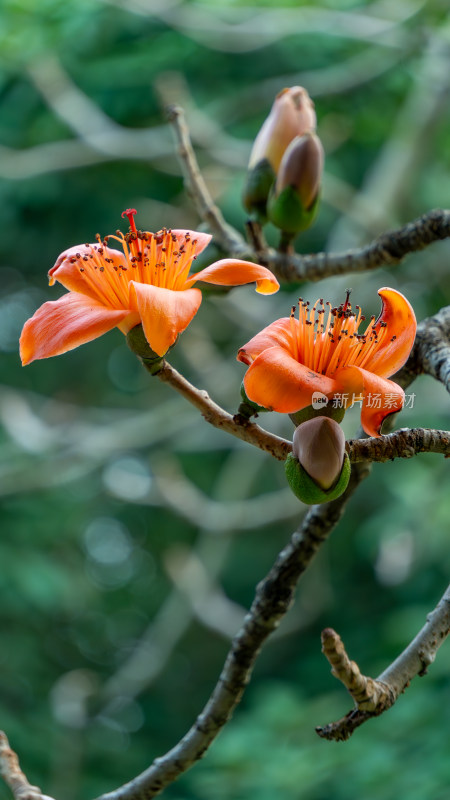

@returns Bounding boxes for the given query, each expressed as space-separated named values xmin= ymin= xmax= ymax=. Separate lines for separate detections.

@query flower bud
xmin=267 ymin=132 xmax=324 ymax=235
xmin=243 ymin=86 xmax=316 ymax=219
xmin=293 ymin=417 xmax=345 ymax=489
xmin=248 ymin=87 xmax=316 ymax=172
xmin=285 ymin=417 xmax=350 ymax=504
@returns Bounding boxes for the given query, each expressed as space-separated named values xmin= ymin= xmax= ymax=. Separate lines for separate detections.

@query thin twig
xmin=316 ymin=583 xmax=450 ymax=741
xmin=95 ymin=461 xmax=370 ymax=800
xmin=144 ymin=357 xmax=292 ymax=461
xmin=0 ymin=732 xmax=53 ymax=800
xmin=320 ymin=629 xmax=393 ymax=710
xmin=166 ymin=104 xmax=249 ymax=256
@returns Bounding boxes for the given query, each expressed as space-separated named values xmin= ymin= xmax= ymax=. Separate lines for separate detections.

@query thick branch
xmin=270 ymin=209 xmax=450 ymax=282
xmin=95 ymin=462 xmax=370 ymax=800
xmin=395 ymin=305 xmax=450 ymax=393
xmin=346 ymin=427 xmax=450 ymax=462
xmin=316 ymin=584 xmax=450 ymax=741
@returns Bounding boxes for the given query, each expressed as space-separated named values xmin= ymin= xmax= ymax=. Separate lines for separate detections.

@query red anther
xmin=121 ymin=208 xmax=138 ymax=233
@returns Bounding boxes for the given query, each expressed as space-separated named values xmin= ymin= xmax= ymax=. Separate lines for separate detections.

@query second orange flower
xmin=238 ymin=288 xmax=416 ymax=437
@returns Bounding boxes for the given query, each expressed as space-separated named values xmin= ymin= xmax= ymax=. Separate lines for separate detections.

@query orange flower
xmin=20 ymin=210 xmax=279 ymax=365
xmin=237 ymin=288 xmax=416 ymax=437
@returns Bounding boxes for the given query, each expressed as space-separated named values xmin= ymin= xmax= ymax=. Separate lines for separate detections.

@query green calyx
xmin=126 ymin=324 xmax=164 ymax=374
xmin=290 ymin=403 xmax=345 ymax=427
xmin=237 ymin=382 xmax=270 ymax=419
xmin=242 ymin=158 xmax=276 ymax=221
xmin=285 ymin=452 xmax=351 ymax=505
xmin=267 ymin=186 xmax=320 ymax=235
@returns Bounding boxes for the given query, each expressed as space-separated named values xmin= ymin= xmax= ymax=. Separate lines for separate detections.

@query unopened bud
xmin=248 ymin=87 xmax=316 ymax=173
xmin=285 ymin=417 xmax=350 ymax=504
xmin=243 ymin=86 xmax=316 ymax=219
xmin=293 ymin=417 xmax=345 ymax=489
xmin=267 ymin=132 xmax=324 ymax=235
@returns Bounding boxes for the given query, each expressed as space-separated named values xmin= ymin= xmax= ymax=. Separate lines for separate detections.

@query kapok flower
xmin=20 ymin=210 xmax=279 ymax=365
xmin=237 ymin=288 xmax=416 ymax=438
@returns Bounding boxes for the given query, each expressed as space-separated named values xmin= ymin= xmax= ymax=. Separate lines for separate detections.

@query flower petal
xmin=49 ymin=243 xmax=128 ymax=306
xmin=335 ymin=365 xmax=405 ymax=437
xmin=186 ymin=259 xmax=279 ymax=295
xmin=170 ymin=230 xmax=212 ymax=258
xmin=364 ymin=288 xmax=416 ymax=378
xmin=243 ymin=345 xmax=339 ymax=413
xmin=237 ymin=317 xmax=294 ymax=365
xmin=20 ymin=292 xmax=130 ymax=365
xmin=129 ymin=282 xmax=202 ymax=356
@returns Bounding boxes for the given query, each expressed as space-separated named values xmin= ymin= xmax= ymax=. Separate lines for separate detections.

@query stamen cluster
xmin=289 ymin=289 xmax=394 ymax=375
xmin=57 ymin=219 xmax=201 ymax=311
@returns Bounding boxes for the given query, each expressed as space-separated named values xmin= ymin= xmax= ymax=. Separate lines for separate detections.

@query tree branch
xmin=0 ymin=732 xmax=53 ymax=800
xmin=270 ymin=209 xmax=450 ymax=282
xmin=316 ymin=583 xmax=450 ymax=741
xmin=127 ymin=329 xmax=450 ymax=464
xmin=166 ymin=104 xmax=249 ymax=256
xmin=395 ymin=305 xmax=450 ymax=393
xmin=125 ymin=347 xmax=292 ymax=461
xmin=346 ymin=427 xmax=450 ymax=462
xmin=140 ymin=355 xmax=450 ymax=464
xmin=95 ymin=462 xmax=370 ymax=800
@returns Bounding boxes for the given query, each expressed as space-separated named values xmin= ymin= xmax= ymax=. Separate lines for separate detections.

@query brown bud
xmin=292 ymin=417 xmax=345 ymax=490
xmin=248 ymin=86 xmax=316 ymax=173
xmin=274 ymin=132 xmax=324 ymax=210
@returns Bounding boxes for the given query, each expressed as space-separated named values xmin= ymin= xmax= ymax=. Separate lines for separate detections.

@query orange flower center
xmin=64 ymin=213 xmax=201 ymax=308
xmin=289 ymin=291 xmax=393 ymax=376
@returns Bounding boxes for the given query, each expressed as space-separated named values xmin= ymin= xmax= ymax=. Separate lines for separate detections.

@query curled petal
xmin=129 ymin=282 xmax=202 ymax=356
xmin=49 ymin=243 xmax=128 ymax=306
xmin=365 ymin=288 xmax=417 ymax=378
xmin=237 ymin=317 xmax=294 ymax=365
xmin=185 ymin=259 xmax=279 ymax=295
xmin=335 ymin=365 xmax=405 ymax=437
xmin=243 ymin=345 xmax=339 ymax=413
xmin=20 ymin=292 xmax=129 ymax=365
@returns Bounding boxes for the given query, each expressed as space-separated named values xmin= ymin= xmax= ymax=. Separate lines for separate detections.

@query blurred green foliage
xmin=0 ymin=1 xmax=449 ymax=799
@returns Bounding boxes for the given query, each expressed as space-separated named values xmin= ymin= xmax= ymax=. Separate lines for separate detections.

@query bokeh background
xmin=1 ymin=1 xmax=450 ymax=799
